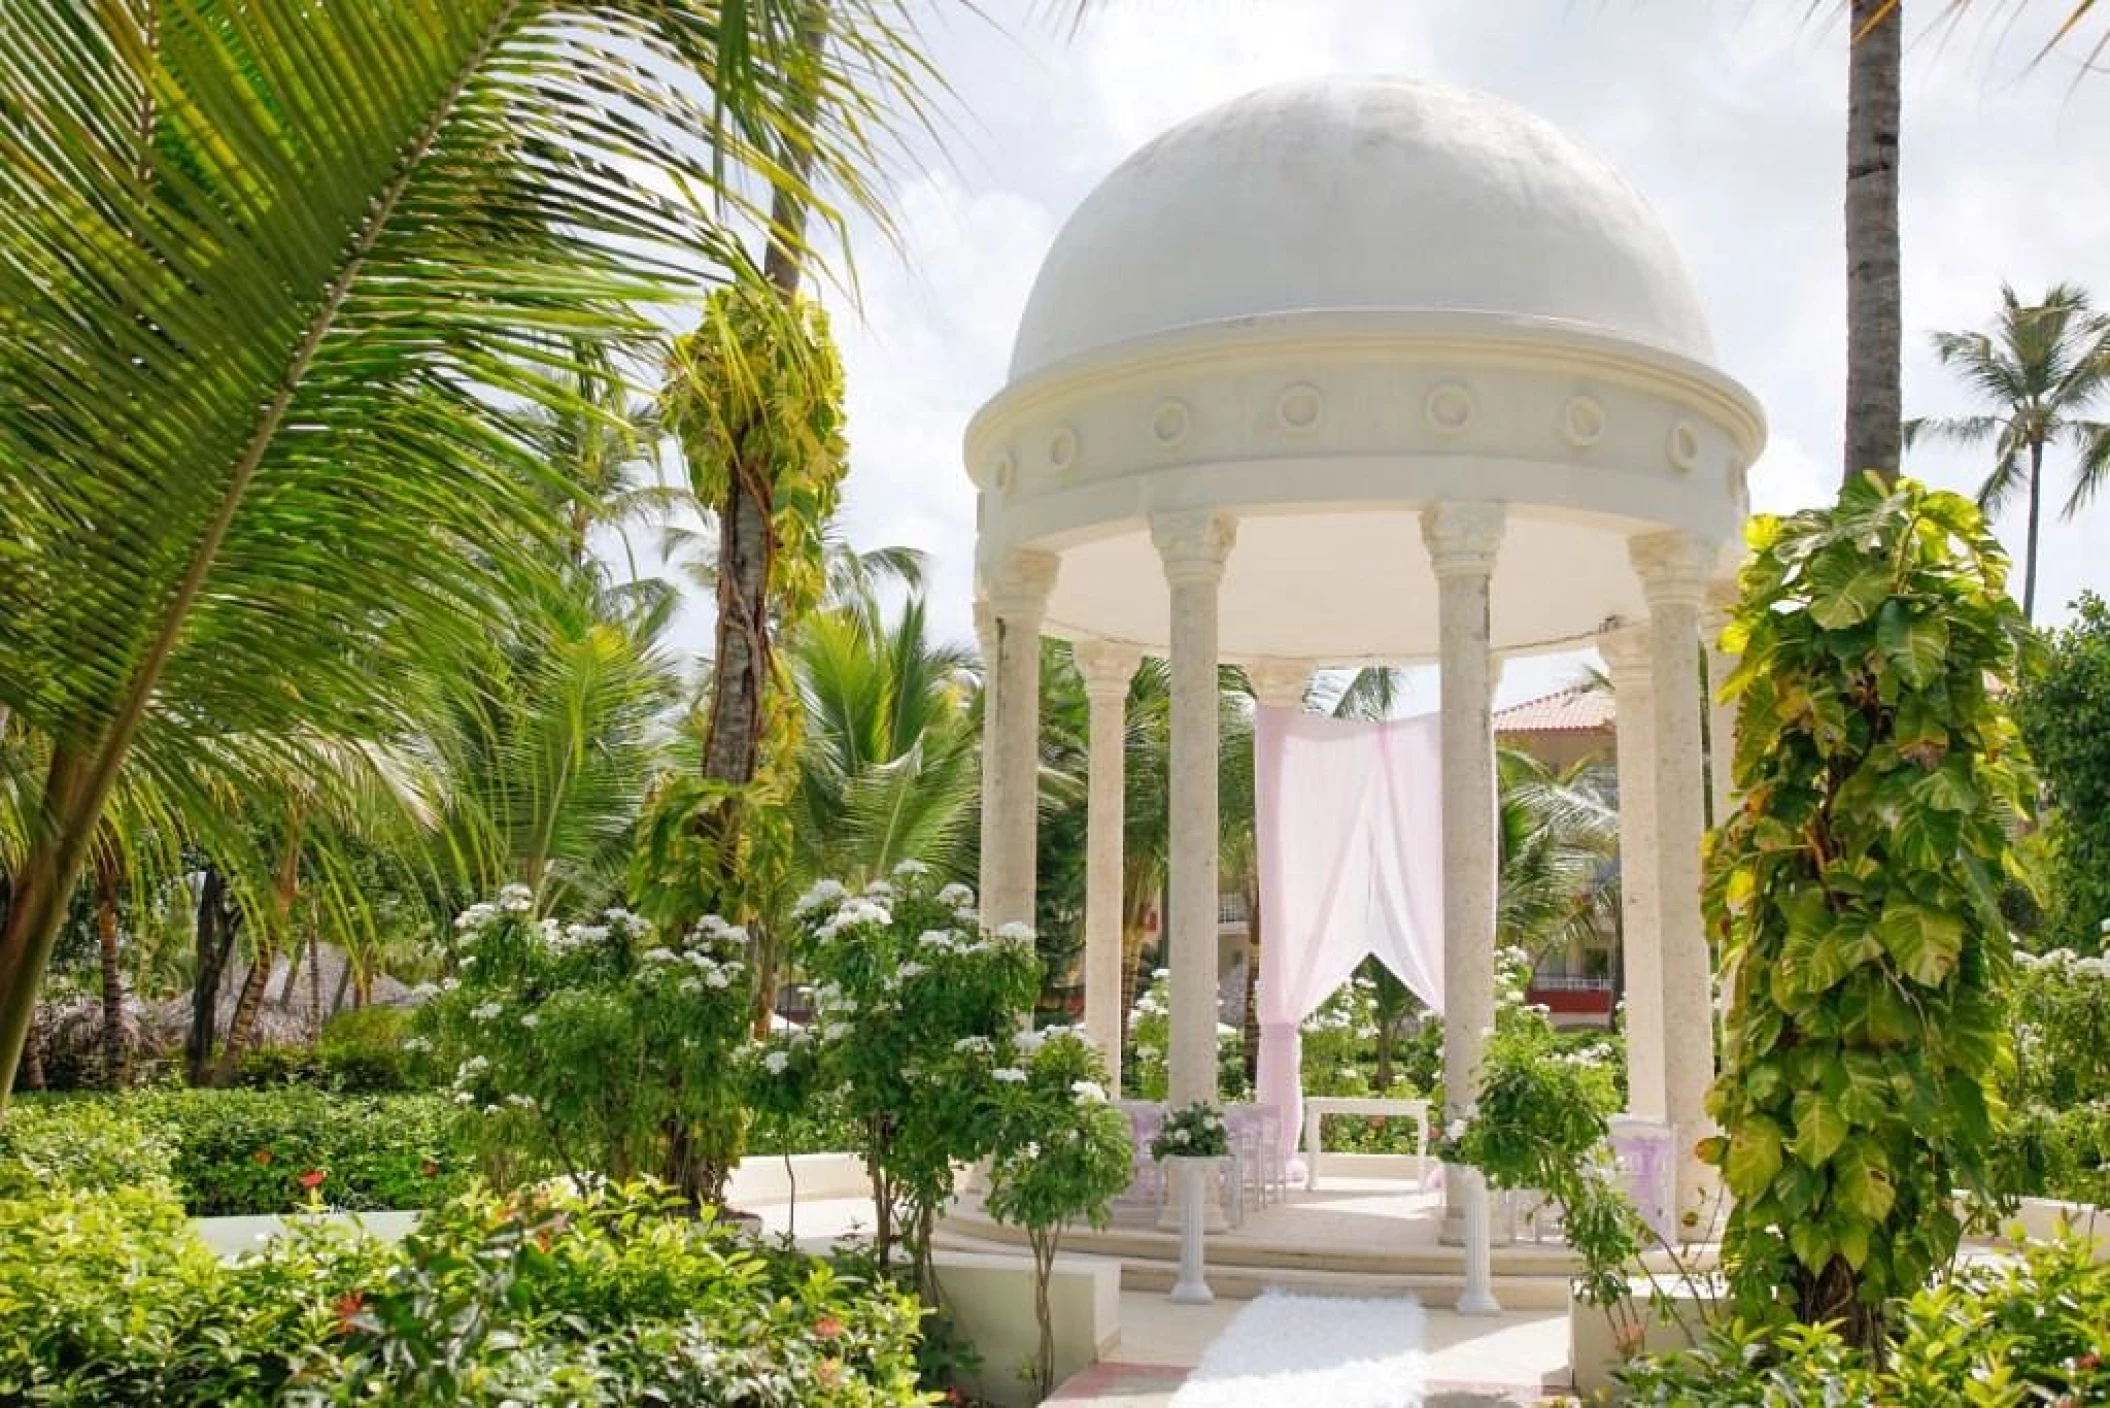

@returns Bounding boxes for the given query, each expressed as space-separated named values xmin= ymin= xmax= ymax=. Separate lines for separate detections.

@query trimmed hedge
xmin=1 ymin=1089 xmax=473 ymax=1215
xmin=0 ymin=1181 xmax=928 ymax=1405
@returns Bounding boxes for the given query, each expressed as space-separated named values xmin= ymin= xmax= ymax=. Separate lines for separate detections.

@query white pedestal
xmin=1166 ymin=1156 xmax=1218 ymax=1305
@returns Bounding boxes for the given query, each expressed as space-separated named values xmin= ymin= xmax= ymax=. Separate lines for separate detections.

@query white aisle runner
xmin=1168 ymin=1291 xmax=1427 ymax=1408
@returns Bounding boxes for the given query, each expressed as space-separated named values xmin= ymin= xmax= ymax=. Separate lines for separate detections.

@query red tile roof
xmin=1493 ymin=684 xmax=1616 ymax=735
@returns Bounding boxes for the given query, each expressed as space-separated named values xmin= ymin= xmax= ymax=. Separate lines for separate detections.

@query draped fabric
xmin=1254 ymin=706 xmax=1446 ymax=1175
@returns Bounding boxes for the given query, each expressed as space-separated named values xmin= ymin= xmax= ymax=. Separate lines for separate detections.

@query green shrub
xmin=1617 ymin=1233 xmax=2110 ymax=1405
xmin=316 ymin=1005 xmax=424 ymax=1092
xmin=2 ymin=1089 xmax=472 ymax=1214
xmin=0 ymin=1094 xmax=175 ymax=1198
xmin=152 ymin=1087 xmax=469 ymax=1214
xmin=0 ymin=1181 xmax=929 ymax=1406
xmin=228 ymin=1043 xmax=323 ymax=1090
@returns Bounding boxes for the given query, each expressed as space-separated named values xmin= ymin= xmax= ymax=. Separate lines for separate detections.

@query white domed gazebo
xmin=967 ymin=77 xmax=1765 ymax=1231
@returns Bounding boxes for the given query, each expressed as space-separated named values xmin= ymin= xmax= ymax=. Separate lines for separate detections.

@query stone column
xmin=974 ymin=595 xmax=999 ymax=911
xmin=1075 ymin=638 xmax=1141 ymax=1091
xmin=1421 ymin=501 xmax=1505 ymax=1242
xmin=1151 ymin=510 xmax=1236 ymax=1112
xmin=1599 ymin=623 xmax=1664 ymax=1124
xmin=1703 ymin=577 xmax=1741 ymax=830
xmin=1631 ymin=530 xmax=1718 ymax=1234
xmin=987 ymin=551 xmax=1058 ymax=933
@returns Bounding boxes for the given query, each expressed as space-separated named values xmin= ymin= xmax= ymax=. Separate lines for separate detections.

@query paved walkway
xmin=752 ymin=1192 xmax=1577 ymax=1405
xmin=1046 ymin=1293 xmax=1572 ymax=1405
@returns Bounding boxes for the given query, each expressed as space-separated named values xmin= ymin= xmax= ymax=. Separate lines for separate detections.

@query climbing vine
xmin=1701 ymin=474 xmax=2036 ymax=1345
xmin=633 ymin=282 xmax=847 ymax=937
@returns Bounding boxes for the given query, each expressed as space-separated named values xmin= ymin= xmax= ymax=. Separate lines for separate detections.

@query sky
xmin=645 ymin=1 xmax=2110 ymax=710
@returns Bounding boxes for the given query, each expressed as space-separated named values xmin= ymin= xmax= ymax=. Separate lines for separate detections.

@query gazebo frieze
xmin=967 ymin=315 xmax=1761 ymax=565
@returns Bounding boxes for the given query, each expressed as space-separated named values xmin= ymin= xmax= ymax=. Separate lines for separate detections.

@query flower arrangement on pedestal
xmin=1149 ymin=1101 xmax=1230 ymax=1162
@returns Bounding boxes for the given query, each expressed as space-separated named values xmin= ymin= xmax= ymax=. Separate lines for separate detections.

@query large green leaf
xmin=1832 ymin=1142 xmax=1897 ymax=1223
xmin=1723 ymin=1116 xmax=1785 ymax=1198
xmin=1875 ymin=905 xmax=1966 ymax=986
xmin=1789 ymin=1089 xmax=1851 ymax=1167
xmin=1808 ymin=556 xmax=1894 ymax=630
xmin=1877 ymin=601 xmax=1950 ymax=687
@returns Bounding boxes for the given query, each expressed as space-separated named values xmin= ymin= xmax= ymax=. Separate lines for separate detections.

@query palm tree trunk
xmin=95 ymin=850 xmax=127 ymax=1088
xmin=329 ymin=950 xmax=353 ymax=1017
xmin=692 ymin=3 xmax=833 ymax=920
xmin=1843 ymin=0 xmax=1904 ymax=486
xmin=307 ymin=929 xmax=322 ymax=1034
xmin=214 ymin=814 xmax=303 ymax=1082
xmin=94 ymin=848 xmax=127 ymax=1089
xmin=187 ymin=866 xmax=238 ymax=1086
xmin=2023 ymin=438 xmax=2046 ymax=622
xmin=0 ymin=746 xmax=99 ymax=1106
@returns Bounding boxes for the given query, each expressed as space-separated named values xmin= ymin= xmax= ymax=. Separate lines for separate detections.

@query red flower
xmin=297 ymin=1169 xmax=327 ymax=1190
xmin=813 ymin=1315 xmax=845 ymax=1341
xmin=253 ymin=1149 xmax=273 ymax=1166
xmin=333 ymin=1291 xmax=365 ymax=1334
xmin=2079 ymin=1352 xmax=2101 ymax=1372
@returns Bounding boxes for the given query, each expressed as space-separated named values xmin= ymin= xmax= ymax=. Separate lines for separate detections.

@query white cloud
xmin=647 ymin=2 xmax=2110 ymax=667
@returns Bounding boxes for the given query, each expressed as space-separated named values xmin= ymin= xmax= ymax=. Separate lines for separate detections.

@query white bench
xmin=1301 ymin=1096 xmax=1430 ymax=1191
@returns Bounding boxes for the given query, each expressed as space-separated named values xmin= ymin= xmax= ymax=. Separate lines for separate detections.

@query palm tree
xmin=788 ymin=594 xmax=981 ymax=885
xmin=1844 ymin=0 xmax=1904 ymax=487
xmin=1905 ymin=284 xmax=2110 ymax=622
xmin=428 ymin=584 xmax=681 ymax=916
xmin=0 ymin=1 xmax=930 ymax=1104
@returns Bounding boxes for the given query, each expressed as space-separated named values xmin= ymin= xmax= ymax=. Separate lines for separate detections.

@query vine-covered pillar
xmin=1703 ymin=575 xmax=1742 ymax=829
xmin=1599 ymin=621 xmax=1665 ymax=1124
xmin=1631 ymin=529 xmax=1719 ymax=1233
xmin=987 ymin=552 xmax=1058 ymax=932
xmin=1076 ymin=638 xmax=1141 ymax=1093
xmin=1422 ymin=501 xmax=1506 ymax=1243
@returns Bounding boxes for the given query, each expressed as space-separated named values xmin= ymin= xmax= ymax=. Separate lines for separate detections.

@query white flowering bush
xmin=1300 ymin=975 xmax=1381 ymax=1098
xmin=983 ymin=1025 xmax=1133 ymax=1399
xmin=416 ymin=886 xmax=754 ymax=1206
xmin=793 ymin=863 xmax=1039 ymax=1289
xmin=1123 ymin=968 xmax=1248 ymax=1100
xmin=1995 ymin=946 xmax=2110 ymax=1203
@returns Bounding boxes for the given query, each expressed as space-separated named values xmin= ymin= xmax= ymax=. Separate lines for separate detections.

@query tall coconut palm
xmin=1844 ymin=0 xmax=1905 ymax=487
xmin=1905 ymin=284 xmax=2110 ymax=622
xmin=0 ymin=1 xmax=933 ymax=1104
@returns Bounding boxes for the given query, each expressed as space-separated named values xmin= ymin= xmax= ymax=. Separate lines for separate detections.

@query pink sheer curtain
xmin=1254 ymin=705 xmax=1446 ymax=1180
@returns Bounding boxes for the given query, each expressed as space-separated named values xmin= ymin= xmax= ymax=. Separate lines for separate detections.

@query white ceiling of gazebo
xmin=1039 ymin=504 xmax=1649 ymax=666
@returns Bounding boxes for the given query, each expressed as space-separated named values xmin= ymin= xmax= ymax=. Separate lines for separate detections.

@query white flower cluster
xmin=993 ymin=1067 xmax=1027 ymax=1084
xmin=815 ymin=896 xmax=892 ymax=940
xmin=936 ymin=882 xmax=975 ymax=910
xmin=1071 ymin=1079 xmax=1107 ymax=1105
xmin=953 ymin=1035 xmax=995 ymax=1057
xmin=2016 ymin=947 xmax=2110 ymax=978
xmin=794 ymin=879 xmax=849 ymax=917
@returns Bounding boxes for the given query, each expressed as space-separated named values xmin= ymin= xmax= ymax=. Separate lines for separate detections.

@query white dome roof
xmin=1010 ymin=77 xmax=1715 ymax=379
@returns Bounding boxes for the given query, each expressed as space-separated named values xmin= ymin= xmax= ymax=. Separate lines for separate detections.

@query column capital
xmin=1074 ymin=638 xmax=1143 ymax=699
xmin=1420 ymin=501 xmax=1506 ymax=578
xmin=1247 ymin=658 xmax=1315 ymax=710
xmin=989 ymin=549 xmax=1060 ymax=622
xmin=1597 ymin=620 xmax=1654 ymax=684
xmin=1151 ymin=509 xmax=1237 ymax=586
xmin=1629 ymin=530 xmax=1711 ymax=609
xmin=1702 ymin=575 xmax=1741 ymax=637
